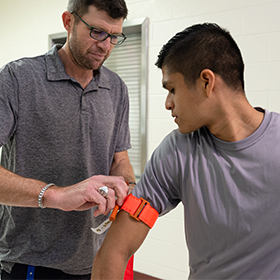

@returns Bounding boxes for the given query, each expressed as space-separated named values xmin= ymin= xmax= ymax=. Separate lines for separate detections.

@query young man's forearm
xmin=91 ymin=211 xmax=150 ymax=279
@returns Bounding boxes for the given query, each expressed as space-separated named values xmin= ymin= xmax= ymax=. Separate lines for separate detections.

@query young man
xmin=91 ymin=23 xmax=280 ymax=279
xmin=0 ymin=0 xmax=135 ymax=279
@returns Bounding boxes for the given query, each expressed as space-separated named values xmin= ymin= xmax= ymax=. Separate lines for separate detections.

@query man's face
xmin=162 ymin=65 xmax=208 ymax=134
xmin=68 ymin=5 xmax=124 ymax=71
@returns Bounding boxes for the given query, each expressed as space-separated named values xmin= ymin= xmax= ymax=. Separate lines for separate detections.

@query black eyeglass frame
xmin=71 ymin=11 xmax=127 ymax=45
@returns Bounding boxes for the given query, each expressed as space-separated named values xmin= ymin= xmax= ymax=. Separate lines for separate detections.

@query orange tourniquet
xmin=110 ymin=194 xmax=159 ymax=228
xmin=110 ymin=195 xmax=158 ymax=278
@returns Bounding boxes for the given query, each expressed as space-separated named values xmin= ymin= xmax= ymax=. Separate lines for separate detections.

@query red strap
xmin=120 ymin=194 xmax=158 ymax=228
xmin=124 ymin=255 xmax=134 ymax=280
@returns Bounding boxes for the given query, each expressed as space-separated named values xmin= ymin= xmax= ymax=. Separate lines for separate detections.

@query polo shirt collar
xmin=45 ymin=44 xmax=110 ymax=91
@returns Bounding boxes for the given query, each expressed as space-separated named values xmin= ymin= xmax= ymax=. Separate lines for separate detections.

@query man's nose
xmin=97 ymin=37 xmax=111 ymax=50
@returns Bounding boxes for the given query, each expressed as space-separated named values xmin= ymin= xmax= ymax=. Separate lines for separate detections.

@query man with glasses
xmin=0 ymin=0 xmax=135 ymax=279
xmin=71 ymin=11 xmax=127 ymax=46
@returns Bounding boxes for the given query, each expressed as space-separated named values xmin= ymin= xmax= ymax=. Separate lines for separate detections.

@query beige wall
xmin=2 ymin=0 xmax=280 ymax=279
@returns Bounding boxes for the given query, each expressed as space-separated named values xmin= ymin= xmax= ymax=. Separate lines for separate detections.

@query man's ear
xmin=62 ymin=11 xmax=73 ymax=32
xmin=200 ymin=69 xmax=215 ymax=97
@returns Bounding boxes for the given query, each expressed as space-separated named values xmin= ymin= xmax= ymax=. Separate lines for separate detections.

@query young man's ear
xmin=200 ymin=69 xmax=215 ymax=97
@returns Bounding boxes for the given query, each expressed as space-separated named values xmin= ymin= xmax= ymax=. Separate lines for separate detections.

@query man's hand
xmin=43 ymin=175 xmax=128 ymax=215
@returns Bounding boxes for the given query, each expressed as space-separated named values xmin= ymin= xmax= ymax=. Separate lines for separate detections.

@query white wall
xmin=2 ymin=0 xmax=280 ymax=279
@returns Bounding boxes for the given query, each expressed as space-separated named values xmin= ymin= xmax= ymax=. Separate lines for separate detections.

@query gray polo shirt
xmin=0 ymin=45 xmax=131 ymax=274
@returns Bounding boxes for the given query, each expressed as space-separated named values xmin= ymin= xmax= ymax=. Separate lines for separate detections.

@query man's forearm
xmin=0 ymin=165 xmax=46 ymax=207
xmin=109 ymin=151 xmax=136 ymax=192
xmin=110 ymin=159 xmax=135 ymax=181
xmin=0 ymin=165 xmax=129 ymax=214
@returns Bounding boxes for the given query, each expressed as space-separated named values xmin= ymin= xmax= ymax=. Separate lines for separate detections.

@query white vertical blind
xmin=104 ymin=33 xmax=143 ymax=177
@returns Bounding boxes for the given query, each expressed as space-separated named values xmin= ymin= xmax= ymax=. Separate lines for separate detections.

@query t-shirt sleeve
xmin=0 ymin=64 xmax=18 ymax=147
xmin=132 ymin=130 xmax=181 ymax=215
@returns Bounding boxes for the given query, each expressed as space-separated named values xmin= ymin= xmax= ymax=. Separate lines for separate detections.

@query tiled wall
xmin=1 ymin=0 xmax=280 ymax=279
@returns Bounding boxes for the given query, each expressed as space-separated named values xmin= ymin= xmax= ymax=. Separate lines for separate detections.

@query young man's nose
xmin=165 ymin=95 xmax=173 ymax=110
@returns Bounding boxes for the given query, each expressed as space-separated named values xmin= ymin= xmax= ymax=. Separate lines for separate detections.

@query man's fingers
xmin=104 ymin=178 xmax=128 ymax=205
xmin=59 ymin=175 xmax=129 ymax=212
xmin=96 ymin=176 xmax=128 ymax=206
xmin=105 ymin=188 xmax=116 ymax=212
xmin=68 ymin=175 xmax=130 ymax=213
xmin=114 ymin=183 xmax=129 ymax=206
xmin=93 ymin=187 xmax=116 ymax=216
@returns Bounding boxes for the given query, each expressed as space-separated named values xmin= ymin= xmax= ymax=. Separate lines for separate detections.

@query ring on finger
xmin=99 ymin=186 xmax=109 ymax=198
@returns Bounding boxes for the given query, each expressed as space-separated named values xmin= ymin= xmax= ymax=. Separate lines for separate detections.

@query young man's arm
xmin=91 ymin=210 xmax=150 ymax=279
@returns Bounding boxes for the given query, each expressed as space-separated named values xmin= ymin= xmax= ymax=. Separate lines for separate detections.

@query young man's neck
xmin=208 ymin=94 xmax=264 ymax=142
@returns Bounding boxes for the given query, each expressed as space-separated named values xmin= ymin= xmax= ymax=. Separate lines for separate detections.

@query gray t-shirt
xmin=133 ymin=109 xmax=280 ymax=279
xmin=0 ymin=45 xmax=131 ymax=274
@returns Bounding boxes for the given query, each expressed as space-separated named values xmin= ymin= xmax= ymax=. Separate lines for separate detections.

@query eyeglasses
xmin=71 ymin=11 xmax=126 ymax=45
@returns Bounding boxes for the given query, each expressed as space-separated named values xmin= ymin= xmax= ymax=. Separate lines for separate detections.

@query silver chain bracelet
xmin=38 ymin=183 xmax=55 ymax=209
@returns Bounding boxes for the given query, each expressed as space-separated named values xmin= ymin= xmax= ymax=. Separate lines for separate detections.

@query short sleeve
xmin=0 ymin=64 xmax=19 ymax=146
xmin=132 ymin=130 xmax=181 ymax=215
